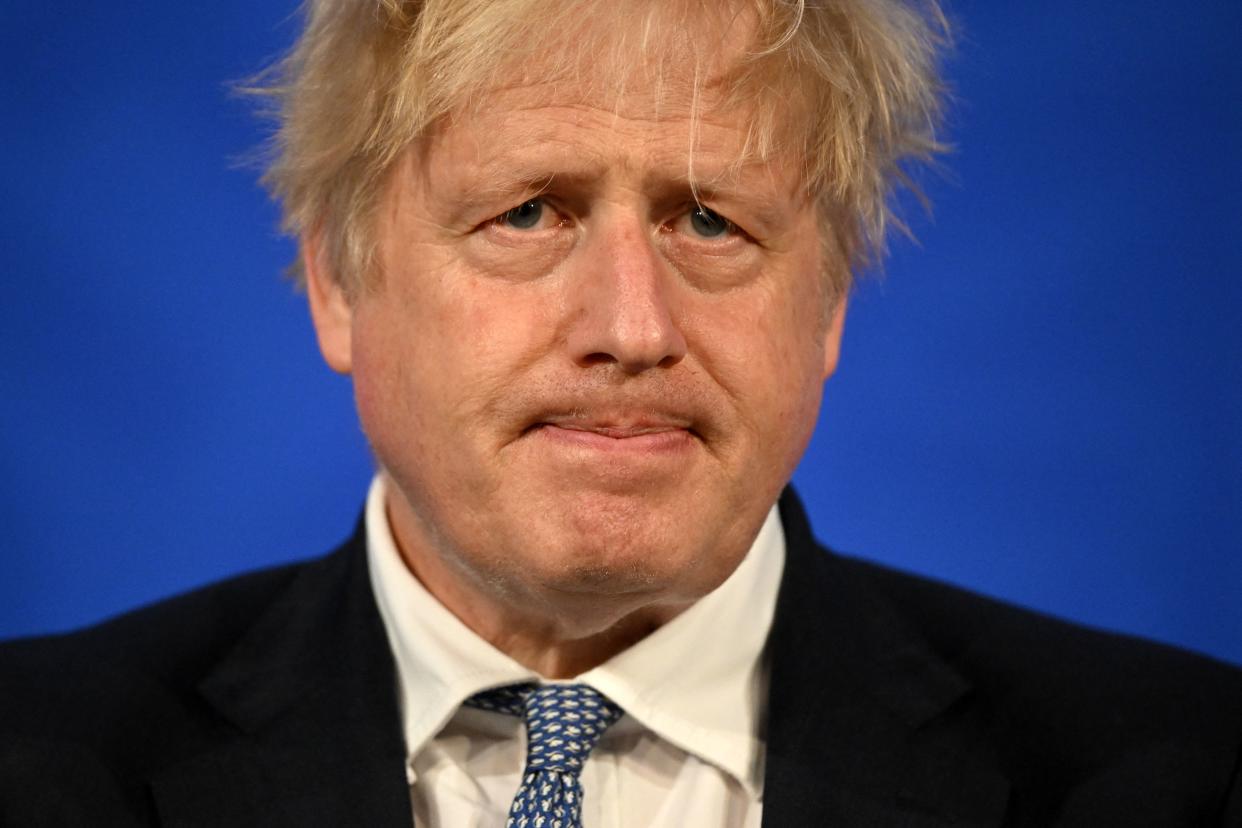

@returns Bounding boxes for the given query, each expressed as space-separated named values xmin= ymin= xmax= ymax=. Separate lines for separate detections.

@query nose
xmin=565 ymin=220 xmax=688 ymax=374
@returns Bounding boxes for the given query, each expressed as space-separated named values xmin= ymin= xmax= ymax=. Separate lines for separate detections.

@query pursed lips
xmin=525 ymin=414 xmax=700 ymax=454
xmin=553 ymin=423 xmax=686 ymax=438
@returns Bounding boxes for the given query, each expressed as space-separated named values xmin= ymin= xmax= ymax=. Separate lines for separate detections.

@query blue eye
xmin=502 ymin=199 xmax=544 ymax=230
xmin=689 ymin=207 xmax=731 ymax=238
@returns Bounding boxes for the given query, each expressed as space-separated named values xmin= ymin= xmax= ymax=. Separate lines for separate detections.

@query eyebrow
xmin=435 ymin=151 xmax=800 ymax=234
xmin=457 ymin=170 xmax=589 ymax=209
xmin=428 ymin=150 xmax=603 ymax=217
xmin=669 ymin=180 xmax=794 ymax=234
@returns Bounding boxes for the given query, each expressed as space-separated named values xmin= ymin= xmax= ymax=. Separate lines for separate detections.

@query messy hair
xmin=253 ymin=0 xmax=949 ymax=299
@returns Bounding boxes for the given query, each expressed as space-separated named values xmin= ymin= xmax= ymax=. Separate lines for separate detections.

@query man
xmin=2 ymin=1 xmax=1240 ymax=826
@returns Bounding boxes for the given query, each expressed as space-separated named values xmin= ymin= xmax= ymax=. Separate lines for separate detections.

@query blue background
xmin=2 ymin=2 xmax=1239 ymax=665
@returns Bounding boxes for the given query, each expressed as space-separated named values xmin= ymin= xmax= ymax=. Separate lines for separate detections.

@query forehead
xmin=412 ymin=1 xmax=807 ymax=179
xmin=437 ymin=83 xmax=769 ymax=175
xmin=414 ymin=26 xmax=808 ymax=202
xmin=402 ymin=81 xmax=809 ymax=239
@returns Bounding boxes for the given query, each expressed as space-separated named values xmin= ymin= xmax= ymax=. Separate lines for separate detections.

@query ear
xmin=821 ymin=296 xmax=847 ymax=380
xmin=303 ymin=230 xmax=354 ymax=375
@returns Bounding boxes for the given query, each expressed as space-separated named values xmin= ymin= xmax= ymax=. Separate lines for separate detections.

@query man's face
xmin=309 ymin=65 xmax=845 ymax=634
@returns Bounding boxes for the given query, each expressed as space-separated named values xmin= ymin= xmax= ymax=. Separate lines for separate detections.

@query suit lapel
xmin=148 ymin=523 xmax=413 ymax=827
xmin=762 ymin=490 xmax=1010 ymax=827
xmin=140 ymin=489 xmax=1010 ymax=826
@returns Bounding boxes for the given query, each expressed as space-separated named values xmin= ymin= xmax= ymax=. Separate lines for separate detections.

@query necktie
xmin=466 ymin=683 xmax=623 ymax=828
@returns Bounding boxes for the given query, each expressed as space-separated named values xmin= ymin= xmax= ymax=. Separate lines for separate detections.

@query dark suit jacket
xmin=3 ymin=490 xmax=1241 ymax=826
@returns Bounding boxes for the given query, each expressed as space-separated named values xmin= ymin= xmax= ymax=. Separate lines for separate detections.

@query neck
xmin=406 ymin=553 xmax=690 ymax=677
xmin=474 ymin=602 xmax=682 ymax=678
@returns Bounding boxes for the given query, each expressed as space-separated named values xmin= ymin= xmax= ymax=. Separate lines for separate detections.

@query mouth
xmin=522 ymin=415 xmax=701 ymax=455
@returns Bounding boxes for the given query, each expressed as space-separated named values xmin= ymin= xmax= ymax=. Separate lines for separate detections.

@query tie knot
xmin=467 ymin=683 xmax=624 ymax=774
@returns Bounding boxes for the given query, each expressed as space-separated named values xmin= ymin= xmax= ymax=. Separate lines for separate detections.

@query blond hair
xmin=253 ymin=0 xmax=949 ymax=299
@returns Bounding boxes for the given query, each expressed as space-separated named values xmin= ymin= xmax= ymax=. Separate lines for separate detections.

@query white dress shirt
xmin=365 ymin=474 xmax=784 ymax=827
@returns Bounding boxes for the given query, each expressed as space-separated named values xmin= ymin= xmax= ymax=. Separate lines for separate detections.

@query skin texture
xmin=305 ymin=65 xmax=847 ymax=677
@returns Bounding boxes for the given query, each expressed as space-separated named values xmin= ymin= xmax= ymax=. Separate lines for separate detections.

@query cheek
xmin=350 ymin=274 xmax=561 ymax=441
xmin=349 ymin=298 xmax=486 ymax=504
xmin=349 ymin=308 xmax=421 ymax=448
xmin=774 ymin=272 xmax=832 ymax=417
xmin=346 ymin=280 xmax=455 ymax=446
xmin=682 ymin=272 xmax=827 ymax=472
xmin=690 ymin=276 xmax=826 ymax=391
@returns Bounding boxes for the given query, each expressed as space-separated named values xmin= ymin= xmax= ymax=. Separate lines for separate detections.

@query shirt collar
xmin=365 ymin=476 xmax=537 ymax=764
xmin=365 ymin=473 xmax=784 ymax=798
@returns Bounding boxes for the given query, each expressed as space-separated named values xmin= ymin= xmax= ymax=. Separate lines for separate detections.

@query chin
xmin=513 ymin=500 xmax=732 ymax=602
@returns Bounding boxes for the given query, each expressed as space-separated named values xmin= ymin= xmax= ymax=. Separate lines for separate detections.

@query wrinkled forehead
xmin=476 ymin=3 xmax=755 ymax=99
xmin=419 ymin=0 xmax=808 ymax=175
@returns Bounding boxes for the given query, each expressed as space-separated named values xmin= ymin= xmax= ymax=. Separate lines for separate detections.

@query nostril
xmin=581 ymin=352 xmax=617 ymax=367
xmin=656 ymin=353 xmax=682 ymax=369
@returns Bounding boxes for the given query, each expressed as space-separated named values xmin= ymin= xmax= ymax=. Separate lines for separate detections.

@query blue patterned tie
xmin=466 ymin=683 xmax=624 ymax=828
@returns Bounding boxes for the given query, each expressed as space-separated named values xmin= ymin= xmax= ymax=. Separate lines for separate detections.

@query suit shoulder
xmin=0 ymin=538 xmax=364 ymax=821
xmin=835 ymin=552 xmax=1242 ymax=736
xmin=0 ymin=554 xmax=321 ymax=744
xmin=3 ymin=557 xmax=305 ymax=672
